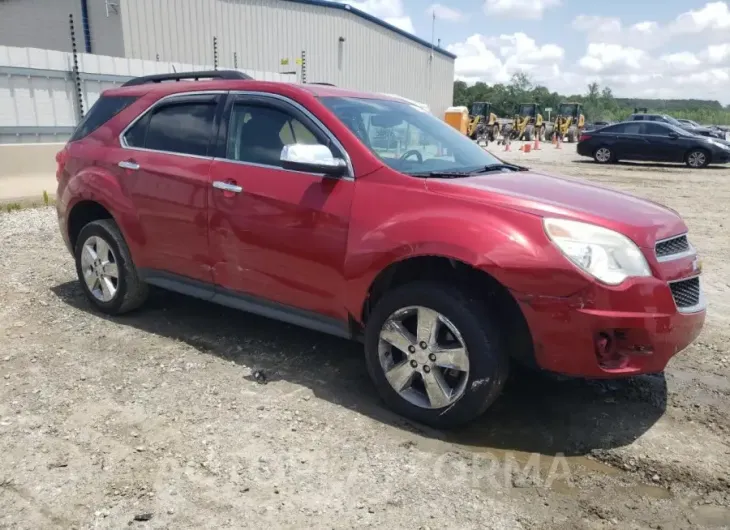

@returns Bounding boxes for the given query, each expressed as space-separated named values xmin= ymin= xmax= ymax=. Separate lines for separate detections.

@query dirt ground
xmin=1 ymin=144 xmax=729 ymax=529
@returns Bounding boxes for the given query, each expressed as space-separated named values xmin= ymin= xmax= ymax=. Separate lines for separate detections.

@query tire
xmin=363 ymin=281 xmax=509 ymax=429
xmin=523 ymin=125 xmax=533 ymax=142
xmin=685 ymin=148 xmax=710 ymax=168
xmin=74 ymin=219 xmax=148 ymax=315
xmin=594 ymin=146 xmax=613 ymax=164
xmin=567 ymin=129 xmax=576 ymax=143
xmin=490 ymin=124 xmax=499 ymax=142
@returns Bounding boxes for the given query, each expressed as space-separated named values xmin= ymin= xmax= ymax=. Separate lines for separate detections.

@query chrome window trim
xmin=227 ymin=90 xmax=355 ymax=180
xmin=655 ymin=233 xmax=695 ymax=263
xmin=118 ymin=90 xmax=227 ymax=161
xmin=117 ymin=89 xmax=355 ymax=179
xmin=667 ymin=274 xmax=706 ymax=314
xmin=211 ymin=156 xmax=351 ymax=180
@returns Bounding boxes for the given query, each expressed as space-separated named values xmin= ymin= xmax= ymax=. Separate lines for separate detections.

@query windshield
xmin=518 ymin=105 xmax=536 ymax=117
xmin=319 ymin=96 xmax=502 ymax=175
xmin=471 ymin=102 xmax=488 ymax=116
xmin=558 ymin=104 xmax=577 ymax=116
xmin=662 ymin=115 xmax=684 ymax=127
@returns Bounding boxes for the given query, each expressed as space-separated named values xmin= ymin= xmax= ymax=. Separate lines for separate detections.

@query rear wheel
xmin=567 ymin=129 xmax=576 ymax=143
xmin=686 ymin=149 xmax=710 ymax=168
xmin=74 ymin=219 xmax=148 ymax=315
xmin=364 ymin=281 xmax=508 ymax=428
xmin=594 ymin=146 xmax=613 ymax=164
xmin=523 ymin=125 xmax=534 ymax=142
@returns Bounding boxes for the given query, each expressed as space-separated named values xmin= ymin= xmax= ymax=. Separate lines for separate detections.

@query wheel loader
xmin=502 ymin=103 xmax=546 ymax=142
xmin=467 ymin=102 xmax=501 ymax=142
xmin=552 ymin=102 xmax=585 ymax=143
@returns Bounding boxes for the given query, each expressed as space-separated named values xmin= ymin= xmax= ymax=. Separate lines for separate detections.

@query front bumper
xmin=514 ymin=276 xmax=706 ymax=378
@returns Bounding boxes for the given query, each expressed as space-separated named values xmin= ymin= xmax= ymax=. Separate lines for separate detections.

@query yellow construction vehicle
xmin=552 ymin=102 xmax=585 ymax=143
xmin=467 ymin=102 xmax=500 ymax=142
xmin=504 ymin=103 xmax=546 ymax=141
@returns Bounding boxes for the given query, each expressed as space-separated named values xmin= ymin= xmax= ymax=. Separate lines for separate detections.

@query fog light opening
xmin=595 ymin=332 xmax=629 ymax=370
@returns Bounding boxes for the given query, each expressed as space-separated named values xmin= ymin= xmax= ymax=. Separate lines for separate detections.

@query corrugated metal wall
xmin=119 ymin=0 xmax=455 ymax=116
xmin=0 ymin=0 xmax=124 ymax=57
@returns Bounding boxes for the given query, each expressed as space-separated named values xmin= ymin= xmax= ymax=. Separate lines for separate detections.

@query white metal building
xmin=0 ymin=0 xmax=456 ymax=116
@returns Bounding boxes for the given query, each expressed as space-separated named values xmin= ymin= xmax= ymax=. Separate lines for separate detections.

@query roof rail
xmin=122 ymin=70 xmax=253 ymax=87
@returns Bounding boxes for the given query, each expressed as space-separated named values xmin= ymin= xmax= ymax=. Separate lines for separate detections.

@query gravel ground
xmin=1 ymin=145 xmax=729 ymax=529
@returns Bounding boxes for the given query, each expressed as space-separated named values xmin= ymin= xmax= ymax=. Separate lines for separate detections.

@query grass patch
xmin=1 ymin=191 xmax=56 ymax=213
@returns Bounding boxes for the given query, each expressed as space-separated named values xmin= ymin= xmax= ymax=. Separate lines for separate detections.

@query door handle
xmin=212 ymin=180 xmax=243 ymax=193
xmin=118 ymin=160 xmax=140 ymax=170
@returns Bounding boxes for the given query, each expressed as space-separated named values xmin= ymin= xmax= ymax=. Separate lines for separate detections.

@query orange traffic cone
xmin=533 ymin=137 xmax=540 ymax=150
xmin=504 ymin=138 xmax=511 ymax=151
xmin=523 ymin=143 xmax=532 ymax=153
xmin=556 ymin=136 xmax=562 ymax=149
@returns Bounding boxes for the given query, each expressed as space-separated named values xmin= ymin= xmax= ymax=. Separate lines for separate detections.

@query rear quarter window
xmin=70 ymin=95 xmax=138 ymax=142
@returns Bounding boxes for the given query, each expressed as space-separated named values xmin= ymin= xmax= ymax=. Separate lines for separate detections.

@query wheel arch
xmin=360 ymin=255 xmax=536 ymax=369
xmin=67 ymin=200 xmax=115 ymax=251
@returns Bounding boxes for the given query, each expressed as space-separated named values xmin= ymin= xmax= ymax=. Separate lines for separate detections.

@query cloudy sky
xmin=334 ymin=0 xmax=730 ymax=103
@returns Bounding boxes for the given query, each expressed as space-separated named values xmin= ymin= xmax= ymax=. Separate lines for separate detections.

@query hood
xmin=426 ymin=170 xmax=686 ymax=248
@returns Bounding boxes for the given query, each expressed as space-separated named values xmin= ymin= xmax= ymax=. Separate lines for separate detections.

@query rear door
xmin=611 ymin=122 xmax=646 ymax=160
xmin=114 ymin=92 xmax=224 ymax=282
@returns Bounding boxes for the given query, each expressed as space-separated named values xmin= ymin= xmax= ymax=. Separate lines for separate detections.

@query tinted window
xmin=226 ymin=103 xmax=324 ymax=166
xmin=604 ymin=123 xmax=642 ymax=134
xmin=125 ymin=101 xmax=217 ymax=156
xmin=643 ymin=123 xmax=670 ymax=135
xmin=70 ymin=95 xmax=137 ymax=141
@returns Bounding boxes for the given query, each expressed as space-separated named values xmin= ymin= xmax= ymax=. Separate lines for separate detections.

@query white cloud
xmin=447 ymin=32 xmax=564 ymax=84
xmin=578 ymin=43 xmax=646 ymax=73
xmin=573 ymin=2 xmax=730 ymax=51
xmin=483 ymin=0 xmax=561 ymax=20
xmin=669 ymin=1 xmax=730 ymax=34
xmin=704 ymin=43 xmax=730 ymax=64
xmin=660 ymin=52 xmax=702 ymax=70
xmin=426 ymin=4 xmax=463 ymax=21
xmin=334 ymin=0 xmax=415 ymax=34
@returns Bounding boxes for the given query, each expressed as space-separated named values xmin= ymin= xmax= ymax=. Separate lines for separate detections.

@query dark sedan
xmin=577 ymin=121 xmax=730 ymax=168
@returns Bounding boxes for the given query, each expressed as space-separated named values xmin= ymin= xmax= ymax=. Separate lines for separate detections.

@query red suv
xmin=56 ymin=71 xmax=706 ymax=427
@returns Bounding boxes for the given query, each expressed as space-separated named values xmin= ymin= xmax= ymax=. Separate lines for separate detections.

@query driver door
xmin=207 ymin=94 xmax=355 ymax=321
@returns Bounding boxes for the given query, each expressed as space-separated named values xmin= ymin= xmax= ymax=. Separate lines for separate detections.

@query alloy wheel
xmin=688 ymin=151 xmax=706 ymax=168
xmin=378 ymin=306 xmax=470 ymax=409
xmin=80 ymin=235 xmax=119 ymax=302
xmin=595 ymin=147 xmax=611 ymax=162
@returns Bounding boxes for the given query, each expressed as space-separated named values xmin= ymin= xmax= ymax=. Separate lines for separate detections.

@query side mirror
xmin=280 ymin=144 xmax=348 ymax=177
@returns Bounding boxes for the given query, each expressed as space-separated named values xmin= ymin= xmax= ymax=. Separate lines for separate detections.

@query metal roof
xmin=282 ymin=0 xmax=457 ymax=60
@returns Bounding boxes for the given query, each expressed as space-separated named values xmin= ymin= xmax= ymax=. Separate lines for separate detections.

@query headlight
xmin=543 ymin=218 xmax=652 ymax=285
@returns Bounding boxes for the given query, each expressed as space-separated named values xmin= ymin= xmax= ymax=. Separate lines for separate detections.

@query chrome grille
xmin=655 ymin=235 xmax=690 ymax=259
xmin=670 ymin=277 xmax=701 ymax=309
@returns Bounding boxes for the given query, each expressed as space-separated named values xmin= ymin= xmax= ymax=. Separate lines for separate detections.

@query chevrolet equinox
xmin=55 ymin=71 xmax=706 ymax=427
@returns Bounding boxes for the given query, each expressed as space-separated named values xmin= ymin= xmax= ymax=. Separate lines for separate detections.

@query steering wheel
xmin=399 ymin=150 xmax=423 ymax=163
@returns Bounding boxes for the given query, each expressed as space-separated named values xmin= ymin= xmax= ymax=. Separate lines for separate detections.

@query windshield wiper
xmin=411 ymin=163 xmax=528 ymax=179
xmin=471 ymin=163 xmax=529 ymax=173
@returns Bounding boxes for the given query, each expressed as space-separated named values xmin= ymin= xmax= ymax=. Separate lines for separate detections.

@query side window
xmin=623 ymin=123 xmax=642 ymax=134
xmin=226 ymin=102 xmax=325 ymax=167
xmin=643 ymin=123 xmax=669 ymax=136
xmin=124 ymin=100 xmax=217 ymax=157
xmin=71 ymin=95 xmax=138 ymax=141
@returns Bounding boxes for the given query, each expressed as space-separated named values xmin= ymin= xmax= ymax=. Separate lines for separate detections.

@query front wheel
xmin=594 ymin=146 xmax=613 ymax=164
xmin=686 ymin=149 xmax=710 ymax=168
xmin=363 ymin=281 xmax=508 ymax=428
